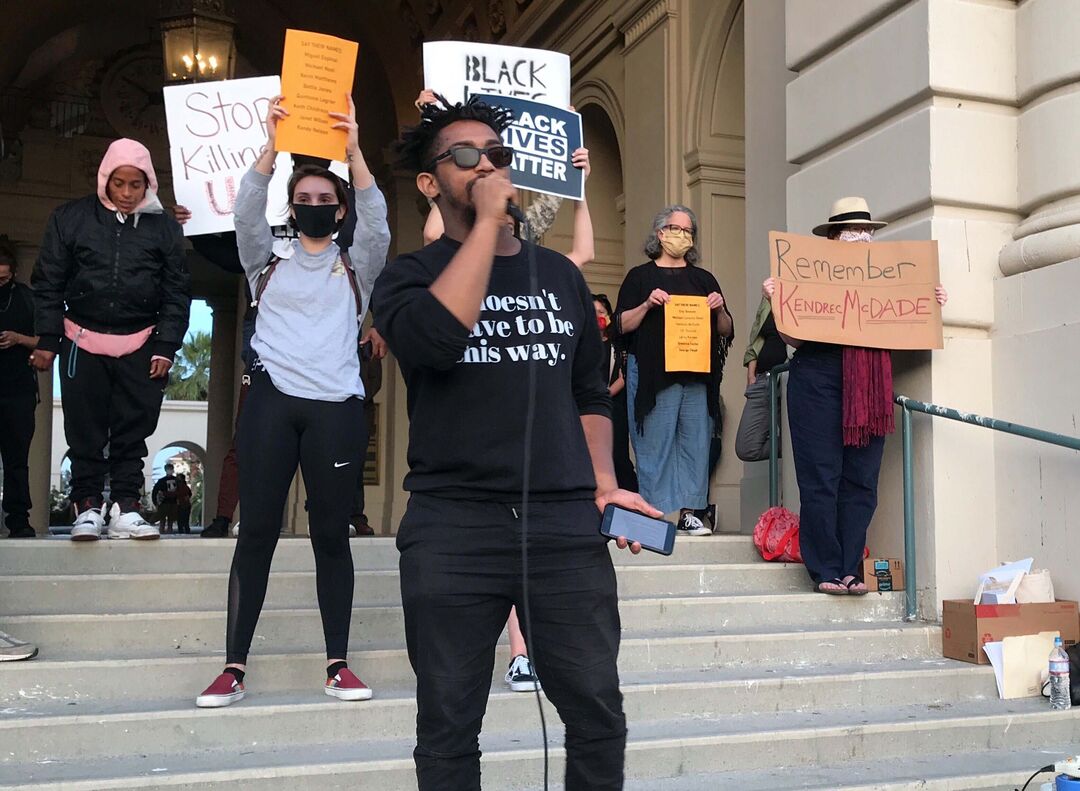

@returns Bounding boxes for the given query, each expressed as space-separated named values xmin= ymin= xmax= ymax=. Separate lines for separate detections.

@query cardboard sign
xmin=423 ymin=41 xmax=570 ymax=108
xmin=768 ymin=232 xmax=943 ymax=350
xmin=664 ymin=296 xmax=711 ymax=373
xmin=473 ymin=94 xmax=583 ymax=200
xmin=276 ymin=29 xmax=358 ymax=161
xmin=164 ymin=76 xmax=294 ymax=236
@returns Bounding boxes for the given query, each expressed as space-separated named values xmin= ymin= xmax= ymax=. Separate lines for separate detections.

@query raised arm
xmin=332 ymin=94 xmax=389 ymax=321
xmin=423 ymin=202 xmax=445 ymax=245
xmin=565 ymin=148 xmax=594 ymax=269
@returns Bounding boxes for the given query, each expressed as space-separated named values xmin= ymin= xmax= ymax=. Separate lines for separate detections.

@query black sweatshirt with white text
xmin=372 ymin=235 xmax=611 ymax=501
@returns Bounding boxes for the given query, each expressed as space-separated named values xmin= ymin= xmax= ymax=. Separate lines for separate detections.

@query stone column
xmin=614 ymin=0 xmax=685 ymax=253
xmin=202 ymin=297 xmax=238 ymax=527
xmin=741 ymin=0 xmax=798 ymax=531
xmin=991 ymin=0 xmax=1080 ymax=602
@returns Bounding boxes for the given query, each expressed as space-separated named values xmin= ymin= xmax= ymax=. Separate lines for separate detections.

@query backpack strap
xmin=251 ymin=255 xmax=281 ymax=309
xmin=339 ymin=248 xmax=363 ymax=324
xmin=250 ymin=250 xmax=363 ymax=325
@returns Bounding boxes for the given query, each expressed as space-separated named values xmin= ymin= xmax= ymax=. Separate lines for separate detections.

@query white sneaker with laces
xmin=677 ymin=511 xmax=712 ymax=537
xmin=70 ymin=506 xmax=104 ymax=541
xmin=505 ymin=654 xmax=542 ymax=693
xmin=107 ymin=505 xmax=160 ymax=541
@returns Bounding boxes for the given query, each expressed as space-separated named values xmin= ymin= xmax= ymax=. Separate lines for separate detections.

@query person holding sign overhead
xmin=611 ymin=206 xmax=734 ymax=535
xmin=195 ymin=93 xmax=390 ymax=708
xmin=762 ymin=197 xmax=947 ymax=595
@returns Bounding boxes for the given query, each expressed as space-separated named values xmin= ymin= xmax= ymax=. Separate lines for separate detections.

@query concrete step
xmin=4 ymin=699 xmax=1077 ymax=789
xmin=0 ymin=535 xmax=762 ymax=576
xmin=0 ymin=563 xmax=809 ymax=615
xmin=2 ymin=592 xmax=905 ymax=659
xmin=612 ymin=748 xmax=1072 ymax=791
xmin=0 ymin=660 xmax=996 ymax=766
xmin=0 ymin=623 xmax=943 ymax=705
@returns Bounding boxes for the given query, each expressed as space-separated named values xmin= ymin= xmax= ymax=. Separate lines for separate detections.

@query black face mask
xmin=291 ymin=203 xmax=342 ymax=239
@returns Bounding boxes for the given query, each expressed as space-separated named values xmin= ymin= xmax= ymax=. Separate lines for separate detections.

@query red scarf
xmin=842 ymin=347 xmax=894 ymax=447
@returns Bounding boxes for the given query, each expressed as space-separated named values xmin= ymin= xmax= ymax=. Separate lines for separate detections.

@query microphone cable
xmin=516 ymin=211 xmax=550 ymax=790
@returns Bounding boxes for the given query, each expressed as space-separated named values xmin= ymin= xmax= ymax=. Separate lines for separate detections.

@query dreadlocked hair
xmin=396 ymin=93 xmax=514 ymax=174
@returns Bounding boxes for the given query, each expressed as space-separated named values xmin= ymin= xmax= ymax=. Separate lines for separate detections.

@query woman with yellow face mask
xmin=610 ymin=205 xmax=734 ymax=535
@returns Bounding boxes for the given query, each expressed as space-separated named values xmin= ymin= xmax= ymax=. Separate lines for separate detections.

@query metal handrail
xmin=764 ymin=365 xmax=1080 ymax=622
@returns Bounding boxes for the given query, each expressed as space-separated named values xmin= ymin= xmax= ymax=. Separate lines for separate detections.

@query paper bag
xmin=983 ymin=631 xmax=1060 ymax=699
xmin=1016 ymin=569 xmax=1055 ymax=604
xmin=975 ymin=558 xmax=1033 ymax=605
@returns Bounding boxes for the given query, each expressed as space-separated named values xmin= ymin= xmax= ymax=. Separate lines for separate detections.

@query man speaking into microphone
xmin=373 ymin=95 xmax=659 ymax=791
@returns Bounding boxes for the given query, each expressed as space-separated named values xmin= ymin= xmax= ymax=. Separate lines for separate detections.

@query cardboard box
xmin=861 ymin=558 xmax=904 ymax=592
xmin=941 ymin=599 xmax=1080 ymax=664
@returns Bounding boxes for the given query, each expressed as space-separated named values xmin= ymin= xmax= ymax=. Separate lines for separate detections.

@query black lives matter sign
xmin=423 ymin=41 xmax=571 ymax=109
xmin=475 ymin=94 xmax=584 ymax=201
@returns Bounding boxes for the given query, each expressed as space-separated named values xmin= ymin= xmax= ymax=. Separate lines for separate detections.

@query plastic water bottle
xmin=1050 ymin=637 xmax=1071 ymax=710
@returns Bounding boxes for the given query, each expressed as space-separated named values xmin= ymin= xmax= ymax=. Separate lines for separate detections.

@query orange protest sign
xmin=664 ymin=296 xmax=711 ymax=373
xmin=276 ymin=29 xmax=358 ymax=161
xmin=768 ymin=231 xmax=943 ymax=350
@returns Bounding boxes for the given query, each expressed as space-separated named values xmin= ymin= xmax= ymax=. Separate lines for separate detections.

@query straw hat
xmin=811 ymin=196 xmax=888 ymax=237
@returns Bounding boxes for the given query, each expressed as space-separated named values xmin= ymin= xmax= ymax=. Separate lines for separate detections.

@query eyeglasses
xmin=661 ymin=224 xmax=693 ymax=235
xmin=427 ymin=145 xmax=515 ymax=171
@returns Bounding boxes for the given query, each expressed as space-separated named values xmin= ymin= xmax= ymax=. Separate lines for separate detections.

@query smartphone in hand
xmin=599 ymin=504 xmax=676 ymax=555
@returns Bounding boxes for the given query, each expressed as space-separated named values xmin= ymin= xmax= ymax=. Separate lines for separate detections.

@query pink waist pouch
xmin=64 ymin=318 xmax=153 ymax=358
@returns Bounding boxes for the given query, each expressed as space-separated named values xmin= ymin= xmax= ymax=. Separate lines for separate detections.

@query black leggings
xmin=226 ymin=369 xmax=367 ymax=664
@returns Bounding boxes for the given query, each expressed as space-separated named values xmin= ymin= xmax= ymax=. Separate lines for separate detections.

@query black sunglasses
xmin=427 ymin=145 xmax=515 ymax=171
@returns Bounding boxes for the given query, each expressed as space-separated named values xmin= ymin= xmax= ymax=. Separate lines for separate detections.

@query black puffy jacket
xmin=31 ymin=195 xmax=190 ymax=358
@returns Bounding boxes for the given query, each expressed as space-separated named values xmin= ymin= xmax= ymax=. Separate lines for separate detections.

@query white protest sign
xmin=423 ymin=41 xmax=570 ymax=109
xmin=164 ymin=76 xmax=292 ymax=236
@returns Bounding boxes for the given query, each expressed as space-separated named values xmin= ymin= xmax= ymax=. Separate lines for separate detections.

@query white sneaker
xmin=230 ymin=522 xmax=240 ymax=537
xmin=677 ymin=511 xmax=712 ymax=537
xmin=348 ymin=523 xmax=357 ymax=537
xmin=505 ymin=654 xmax=542 ymax=693
xmin=70 ymin=505 xmax=105 ymax=542
xmin=107 ymin=505 xmax=160 ymax=541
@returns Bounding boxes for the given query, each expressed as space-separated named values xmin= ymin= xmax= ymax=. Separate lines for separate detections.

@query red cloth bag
xmin=753 ymin=506 xmax=802 ymax=563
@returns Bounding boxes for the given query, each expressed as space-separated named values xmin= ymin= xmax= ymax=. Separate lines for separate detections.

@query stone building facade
xmin=1 ymin=0 xmax=1076 ymax=617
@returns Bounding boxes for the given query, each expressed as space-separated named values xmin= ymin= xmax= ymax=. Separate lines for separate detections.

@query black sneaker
xmin=201 ymin=517 xmax=230 ymax=538
xmin=676 ymin=510 xmax=712 ymax=536
xmin=6 ymin=525 xmax=36 ymax=538
xmin=505 ymin=654 xmax=542 ymax=693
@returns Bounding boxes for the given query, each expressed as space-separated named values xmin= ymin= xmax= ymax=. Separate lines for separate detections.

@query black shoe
xmin=349 ymin=515 xmax=375 ymax=536
xmin=201 ymin=517 xmax=230 ymax=538
xmin=6 ymin=525 xmax=36 ymax=538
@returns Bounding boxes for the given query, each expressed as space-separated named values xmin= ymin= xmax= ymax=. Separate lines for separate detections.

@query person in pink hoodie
xmin=30 ymin=138 xmax=190 ymax=541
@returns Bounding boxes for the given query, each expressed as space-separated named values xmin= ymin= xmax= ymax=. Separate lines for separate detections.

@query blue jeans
xmin=786 ymin=348 xmax=885 ymax=585
xmin=626 ymin=355 xmax=713 ymax=514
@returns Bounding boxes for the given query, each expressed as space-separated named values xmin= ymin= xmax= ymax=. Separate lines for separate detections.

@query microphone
xmin=506 ymin=200 xmax=526 ymax=223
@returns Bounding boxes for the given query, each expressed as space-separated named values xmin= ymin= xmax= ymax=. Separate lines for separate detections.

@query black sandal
xmin=817 ymin=578 xmax=849 ymax=595
xmin=844 ymin=577 xmax=869 ymax=596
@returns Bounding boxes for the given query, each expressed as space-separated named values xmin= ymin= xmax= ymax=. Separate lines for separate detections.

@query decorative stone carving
xmin=489 ymin=0 xmax=506 ymax=37
xmin=621 ymin=0 xmax=676 ymax=50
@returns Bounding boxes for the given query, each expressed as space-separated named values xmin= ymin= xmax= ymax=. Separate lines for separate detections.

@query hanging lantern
xmin=159 ymin=0 xmax=237 ymax=84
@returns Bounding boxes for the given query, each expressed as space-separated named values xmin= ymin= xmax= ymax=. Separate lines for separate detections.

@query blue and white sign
xmin=475 ymin=93 xmax=584 ymax=201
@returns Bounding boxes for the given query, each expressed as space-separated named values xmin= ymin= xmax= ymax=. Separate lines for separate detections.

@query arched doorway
xmin=150 ymin=441 xmax=206 ymax=528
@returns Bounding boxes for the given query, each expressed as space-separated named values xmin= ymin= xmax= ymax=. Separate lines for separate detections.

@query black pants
xmin=177 ymin=504 xmax=191 ymax=533
xmin=398 ymin=494 xmax=627 ymax=791
xmin=611 ymin=390 xmax=637 ymax=492
xmin=0 ymin=390 xmax=35 ymax=529
xmin=226 ymin=369 xmax=366 ymax=664
xmin=787 ymin=349 xmax=885 ymax=585
xmin=59 ymin=338 xmax=166 ymax=503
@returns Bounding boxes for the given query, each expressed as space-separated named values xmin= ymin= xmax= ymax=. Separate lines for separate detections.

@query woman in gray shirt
xmin=196 ymin=94 xmax=390 ymax=709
